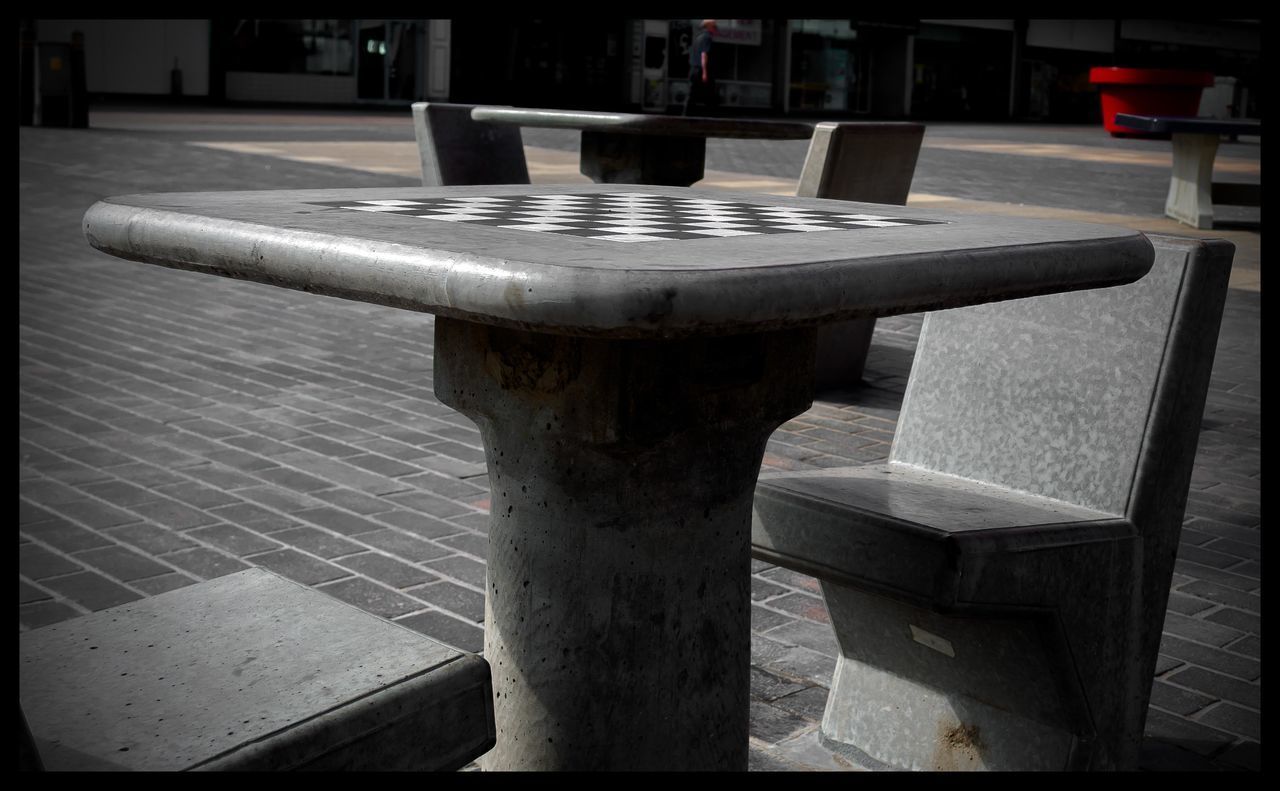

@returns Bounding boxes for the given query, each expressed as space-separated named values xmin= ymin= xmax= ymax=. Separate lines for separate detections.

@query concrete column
xmin=433 ymin=317 xmax=815 ymax=770
xmin=579 ymin=131 xmax=707 ymax=186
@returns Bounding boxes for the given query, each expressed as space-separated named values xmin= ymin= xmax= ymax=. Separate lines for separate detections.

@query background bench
xmin=1113 ymin=113 xmax=1261 ymax=230
xmin=752 ymin=234 xmax=1234 ymax=770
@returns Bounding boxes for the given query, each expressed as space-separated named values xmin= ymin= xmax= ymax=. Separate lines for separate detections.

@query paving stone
xmin=757 ymin=567 xmax=823 ymax=595
xmin=249 ymin=549 xmax=349 ymax=586
xmin=1142 ymin=708 xmax=1237 ymax=758
xmin=749 ymin=700 xmax=813 ymax=744
xmin=77 ymin=479 xmax=166 ymax=508
xmin=751 ymin=604 xmax=795 ymax=634
xmin=435 ymin=531 xmax=488 ymax=560
xmin=285 ymin=434 xmax=366 ymax=458
xmin=19 ymin=544 xmax=83 ymax=580
xmin=1224 ymin=635 xmax=1260 ymax=659
xmin=1165 ymin=666 xmax=1261 ymax=710
xmin=27 ymin=459 xmax=114 ymax=486
xmin=1165 ymin=591 xmax=1215 ymax=616
xmin=19 ymin=579 xmax=51 ymax=604
xmin=357 ymin=529 xmax=453 ymax=563
xmin=307 ymin=486 xmax=400 ymax=515
xmin=1194 ymin=702 xmax=1260 ymax=742
xmin=336 ymin=552 xmax=437 ymax=589
xmin=370 ymin=508 xmax=464 ymax=539
xmin=39 ymin=571 xmax=141 ymax=612
xmin=446 ymin=512 xmax=490 ymax=533
xmin=1157 ymin=634 xmax=1261 ymax=682
xmin=750 ymin=667 xmax=806 ymax=702
xmin=760 ymin=618 xmax=837 ymax=656
xmin=1138 ymin=737 xmax=1230 ymax=772
xmin=1203 ymin=607 xmax=1260 ymax=636
xmin=1149 ymin=679 xmax=1215 ymax=716
xmin=292 ymin=506 xmax=385 ymax=536
xmin=20 ymin=600 xmax=83 ymax=630
xmin=204 ymin=447 xmax=280 ymax=472
xmin=398 ymin=471 xmax=489 ymax=500
xmin=1176 ymin=579 xmax=1261 ymax=614
xmin=267 ymin=526 xmax=364 ymax=559
xmin=96 ymin=461 xmax=190 ymax=488
xmin=271 ymin=451 xmax=411 ymax=495
xmin=186 ymin=523 xmax=283 ymax=557
xmin=123 ymin=497 xmax=221 ymax=530
xmin=45 ymin=498 xmax=141 ymax=530
xmin=160 ymin=547 xmax=251 ymax=580
xmin=316 ymin=576 xmax=422 ymax=619
xmin=759 ymin=592 xmax=831 ymax=625
xmin=1161 ymin=611 xmax=1246 ymax=648
xmin=383 ymin=489 xmax=476 ymax=519
xmin=1153 ymin=653 xmax=1185 ymax=676
xmin=409 ymin=580 xmax=486 ymax=622
xmin=177 ymin=462 xmax=273 ymax=490
xmin=416 ymin=455 xmax=488 ymax=479
xmin=130 ymin=572 xmax=198 ymax=596
xmin=252 ymin=465 xmax=335 ymax=493
xmin=1215 ymin=740 xmax=1261 ymax=771
xmin=423 ymin=554 xmax=487 ymax=589
xmin=769 ymin=685 xmax=830 ymax=723
xmin=233 ymin=484 xmax=321 ymax=513
xmin=22 ymin=518 xmax=115 ymax=553
xmin=151 ymin=480 xmax=242 ymax=509
xmin=393 ymin=609 xmax=484 ymax=654
xmin=420 ymin=439 xmax=487 ymax=465
xmin=73 ymin=545 xmax=174 ymax=582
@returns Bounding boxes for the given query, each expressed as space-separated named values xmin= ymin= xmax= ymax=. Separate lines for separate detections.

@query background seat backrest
xmin=413 ymin=102 xmax=530 ymax=187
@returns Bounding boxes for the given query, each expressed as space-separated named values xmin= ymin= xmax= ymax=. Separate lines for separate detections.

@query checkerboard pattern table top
xmin=84 ymin=184 xmax=1154 ymax=337
xmin=307 ymin=192 xmax=946 ymax=243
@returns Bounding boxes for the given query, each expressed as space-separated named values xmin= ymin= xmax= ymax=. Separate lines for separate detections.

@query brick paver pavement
xmin=19 ymin=107 xmax=1260 ymax=771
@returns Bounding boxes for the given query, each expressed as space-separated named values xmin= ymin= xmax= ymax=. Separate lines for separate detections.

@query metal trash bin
xmin=33 ymin=36 xmax=88 ymax=128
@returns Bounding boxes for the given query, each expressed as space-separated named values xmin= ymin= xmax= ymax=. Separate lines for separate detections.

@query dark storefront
xmin=448 ymin=20 xmax=627 ymax=111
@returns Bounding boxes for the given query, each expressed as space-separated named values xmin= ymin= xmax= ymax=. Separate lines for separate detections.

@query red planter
xmin=1089 ymin=67 xmax=1214 ymax=136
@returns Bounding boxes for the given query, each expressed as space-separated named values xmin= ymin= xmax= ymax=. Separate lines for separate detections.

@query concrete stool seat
xmin=753 ymin=234 xmax=1234 ymax=770
xmin=19 ymin=569 xmax=495 ymax=771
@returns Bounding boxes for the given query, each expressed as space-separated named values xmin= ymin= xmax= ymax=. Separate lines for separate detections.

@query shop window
xmin=226 ymin=19 xmax=354 ymax=75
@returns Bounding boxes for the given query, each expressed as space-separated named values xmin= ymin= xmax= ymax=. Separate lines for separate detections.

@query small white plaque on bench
xmin=909 ymin=624 xmax=956 ymax=658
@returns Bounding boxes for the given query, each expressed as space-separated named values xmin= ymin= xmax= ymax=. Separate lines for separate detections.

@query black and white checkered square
xmin=306 ymin=192 xmax=946 ymax=243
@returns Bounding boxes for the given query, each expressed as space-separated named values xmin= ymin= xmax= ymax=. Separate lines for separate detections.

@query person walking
xmin=683 ymin=19 xmax=719 ymax=115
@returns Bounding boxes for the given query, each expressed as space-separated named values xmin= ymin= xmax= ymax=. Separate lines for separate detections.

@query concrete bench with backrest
xmin=19 ymin=568 xmax=495 ymax=771
xmin=751 ymin=234 xmax=1233 ymax=771
xmin=1113 ymin=113 xmax=1261 ymax=230
xmin=410 ymin=101 xmax=924 ymax=389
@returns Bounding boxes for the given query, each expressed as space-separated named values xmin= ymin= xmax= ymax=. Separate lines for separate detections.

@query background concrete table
xmin=1113 ymin=113 xmax=1262 ymax=230
xmin=469 ymin=106 xmax=814 ymax=186
xmin=83 ymin=184 xmax=1154 ymax=771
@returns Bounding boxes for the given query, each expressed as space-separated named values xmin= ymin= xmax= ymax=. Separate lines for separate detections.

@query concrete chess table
xmin=83 ymin=183 xmax=1155 ymax=771
xmin=468 ymin=105 xmax=815 ymax=186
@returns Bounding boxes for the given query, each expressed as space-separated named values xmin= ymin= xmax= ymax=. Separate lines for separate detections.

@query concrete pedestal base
xmin=434 ymin=318 xmax=815 ymax=770
xmin=579 ymin=130 xmax=707 ymax=186
xmin=1165 ymin=133 xmax=1218 ymax=230
xmin=814 ymin=319 xmax=875 ymax=391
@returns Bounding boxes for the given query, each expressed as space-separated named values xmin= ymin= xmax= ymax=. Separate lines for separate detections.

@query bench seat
xmin=753 ymin=463 xmax=1127 ymax=607
xmin=19 ymin=568 xmax=495 ymax=771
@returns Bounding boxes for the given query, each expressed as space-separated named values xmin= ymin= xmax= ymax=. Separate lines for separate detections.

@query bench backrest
xmin=889 ymin=234 xmax=1232 ymax=526
xmin=796 ymin=122 xmax=925 ymax=204
xmin=412 ymin=102 xmax=530 ymax=187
